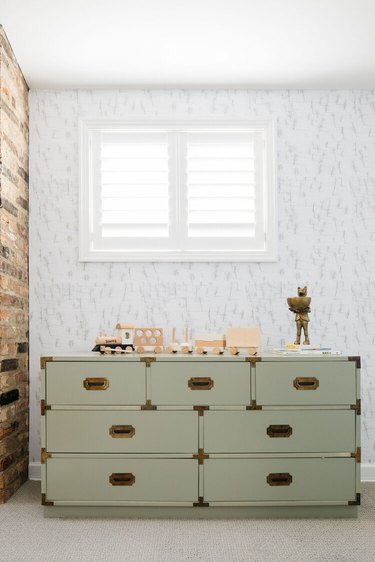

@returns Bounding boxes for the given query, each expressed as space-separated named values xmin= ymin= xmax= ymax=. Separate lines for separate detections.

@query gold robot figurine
xmin=287 ymin=286 xmax=311 ymax=345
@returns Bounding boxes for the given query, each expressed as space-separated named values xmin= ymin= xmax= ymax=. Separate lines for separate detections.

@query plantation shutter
xmin=181 ymin=130 xmax=266 ymax=250
xmin=100 ymin=131 xmax=170 ymax=238
xmin=90 ymin=129 xmax=176 ymax=252
xmin=81 ymin=121 xmax=276 ymax=261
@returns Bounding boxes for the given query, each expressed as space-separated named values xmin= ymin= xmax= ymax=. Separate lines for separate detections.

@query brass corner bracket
xmin=193 ymin=405 xmax=210 ymax=416
xmin=140 ymin=357 xmax=156 ymax=367
xmin=348 ymin=493 xmax=361 ymax=506
xmin=41 ymin=448 xmax=52 ymax=464
xmin=245 ymin=356 xmax=262 ymax=363
xmin=246 ymin=400 xmax=262 ymax=410
xmin=351 ymin=448 xmax=361 ymax=463
xmin=140 ymin=400 xmax=157 ymax=411
xmin=350 ymin=399 xmax=361 ymax=415
xmin=40 ymin=356 xmax=53 ymax=369
xmin=193 ymin=448 xmax=209 ymax=465
xmin=41 ymin=493 xmax=54 ymax=506
xmin=40 ymin=400 xmax=51 ymax=416
xmin=348 ymin=356 xmax=361 ymax=369
xmin=193 ymin=496 xmax=209 ymax=507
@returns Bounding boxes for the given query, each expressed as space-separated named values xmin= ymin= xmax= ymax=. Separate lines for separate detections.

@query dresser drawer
xmin=46 ymin=410 xmax=197 ymax=453
xmin=204 ymin=458 xmax=356 ymax=503
xmin=255 ymin=361 xmax=356 ymax=406
xmin=204 ymin=410 xmax=355 ymax=453
xmin=150 ymin=362 xmax=250 ymax=406
xmin=45 ymin=362 xmax=146 ymax=405
xmin=46 ymin=458 xmax=198 ymax=503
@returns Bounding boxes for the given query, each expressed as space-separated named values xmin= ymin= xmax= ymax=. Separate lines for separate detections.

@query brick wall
xmin=0 ymin=26 xmax=29 ymax=503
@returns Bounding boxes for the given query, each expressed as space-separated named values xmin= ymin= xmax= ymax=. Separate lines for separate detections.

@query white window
xmin=79 ymin=120 xmax=277 ymax=261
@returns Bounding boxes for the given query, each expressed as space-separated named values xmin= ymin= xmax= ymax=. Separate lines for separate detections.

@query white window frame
xmin=79 ymin=118 xmax=277 ymax=262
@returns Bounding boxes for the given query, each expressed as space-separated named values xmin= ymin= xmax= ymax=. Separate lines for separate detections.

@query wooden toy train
xmin=93 ymin=324 xmax=260 ymax=356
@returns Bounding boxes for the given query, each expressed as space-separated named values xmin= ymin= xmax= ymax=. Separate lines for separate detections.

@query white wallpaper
xmin=29 ymin=89 xmax=375 ymax=466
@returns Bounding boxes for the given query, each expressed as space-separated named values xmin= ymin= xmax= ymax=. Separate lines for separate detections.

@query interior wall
xmin=28 ymin=89 xmax=375 ymax=468
xmin=0 ymin=26 xmax=29 ymax=501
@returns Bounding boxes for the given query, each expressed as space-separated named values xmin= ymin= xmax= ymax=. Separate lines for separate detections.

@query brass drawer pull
xmin=109 ymin=473 xmax=135 ymax=486
xmin=267 ymin=473 xmax=293 ymax=486
xmin=83 ymin=377 xmax=109 ymax=390
xmin=267 ymin=424 xmax=293 ymax=438
xmin=188 ymin=377 xmax=214 ymax=390
xmin=109 ymin=425 xmax=135 ymax=438
xmin=293 ymin=377 xmax=319 ymax=390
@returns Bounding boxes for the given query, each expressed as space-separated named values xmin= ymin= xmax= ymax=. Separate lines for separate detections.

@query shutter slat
xmin=102 ymin=158 xmax=168 ymax=172
xmin=188 ymin=185 xmax=254 ymax=198
xmin=187 ymin=158 xmax=254 ymax=172
xmin=102 ymin=224 xmax=168 ymax=238
xmin=102 ymin=197 xmax=168 ymax=211
xmin=188 ymin=224 xmax=255 ymax=237
xmin=102 ymin=185 xmax=168 ymax=197
xmin=189 ymin=198 xmax=255 ymax=211
xmin=187 ymin=171 xmax=254 ymax=184
xmin=102 ymin=171 xmax=168 ymax=184
xmin=102 ymin=210 xmax=168 ymax=224
xmin=188 ymin=211 xmax=255 ymax=224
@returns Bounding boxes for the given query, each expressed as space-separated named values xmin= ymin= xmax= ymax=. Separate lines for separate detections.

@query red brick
xmin=0 ymin=25 xmax=29 ymax=502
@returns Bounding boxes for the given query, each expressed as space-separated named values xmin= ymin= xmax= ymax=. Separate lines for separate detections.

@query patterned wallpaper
xmin=29 ymin=90 xmax=375 ymax=466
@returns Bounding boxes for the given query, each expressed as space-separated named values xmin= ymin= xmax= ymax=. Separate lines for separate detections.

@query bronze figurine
xmin=287 ymin=286 xmax=311 ymax=345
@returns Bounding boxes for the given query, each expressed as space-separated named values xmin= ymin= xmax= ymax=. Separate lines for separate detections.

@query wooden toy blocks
xmin=226 ymin=327 xmax=260 ymax=355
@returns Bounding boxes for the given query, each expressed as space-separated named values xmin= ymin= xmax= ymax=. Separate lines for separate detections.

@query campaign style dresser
xmin=40 ymin=353 xmax=361 ymax=518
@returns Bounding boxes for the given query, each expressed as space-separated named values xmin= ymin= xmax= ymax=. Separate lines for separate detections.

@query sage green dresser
xmin=40 ymin=354 xmax=361 ymax=518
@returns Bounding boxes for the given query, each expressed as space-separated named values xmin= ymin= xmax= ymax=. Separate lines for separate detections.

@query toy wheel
xmin=196 ymin=347 xmax=204 ymax=355
xmin=181 ymin=346 xmax=189 ymax=354
xmin=136 ymin=346 xmax=144 ymax=354
xmin=248 ymin=347 xmax=257 ymax=356
xmin=115 ymin=346 xmax=122 ymax=354
xmin=212 ymin=347 xmax=221 ymax=355
xmin=229 ymin=347 xmax=238 ymax=356
xmin=125 ymin=346 xmax=133 ymax=352
xmin=154 ymin=346 xmax=162 ymax=354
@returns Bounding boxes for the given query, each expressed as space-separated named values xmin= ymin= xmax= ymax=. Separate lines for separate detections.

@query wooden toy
xmin=95 ymin=335 xmax=122 ymax=345
xmin=92 ymin=334 xmax=125 ymax=352
xmin=181 ymin=327 xmax=193 ymax=354
xmin=93 ymin=325 xmax=261 ymax=356
xmin=194 ymin=333 xmax=225 ymax=355
xmin=99 ymin=346 xmax=133 ymax=356
xmin=166 ymin=327 xmax=181 ymax=354
xmin=226 ymin=327 xmax=260 ymax=355
xmin=115 ymin=323 xmax=134 ymax=347
xmin=133 ymin=327 xmax=164 ymax=353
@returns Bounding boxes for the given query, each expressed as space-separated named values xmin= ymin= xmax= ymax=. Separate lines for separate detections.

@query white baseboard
xmin=28 ymin=462 xmax=375 ymax=483
xmin=29 ymin=462 xmax=41 ymax=481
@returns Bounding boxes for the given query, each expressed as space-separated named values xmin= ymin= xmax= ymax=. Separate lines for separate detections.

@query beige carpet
xmin=1 ymin=481 xmax=374 ymax=562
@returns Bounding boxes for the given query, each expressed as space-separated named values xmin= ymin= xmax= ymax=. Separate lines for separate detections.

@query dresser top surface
xmin=41 ymin=352 xmax=358 ymax=363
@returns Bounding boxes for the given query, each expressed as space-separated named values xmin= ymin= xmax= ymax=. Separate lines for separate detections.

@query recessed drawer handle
xmin=109 ymin=473 xmax=135 ymax=486
xmin=188 ymin=377 xmax=214 ymax=390
xmin=293 ymin=377 xmax=319 ymax=390
xmin=267 ymin=473 xmax=293 ymax=486
xmin=83 ymin=377 xmax=109 ymax=390
xmin=109 ymin=425 xmax=135 ymax=438
xmin=267 ymin=424 xmax=293 ymax=438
